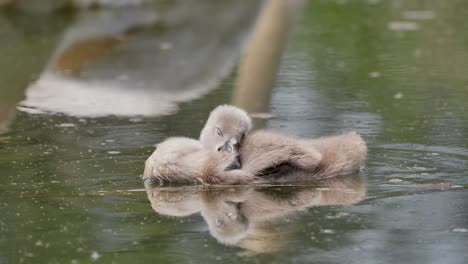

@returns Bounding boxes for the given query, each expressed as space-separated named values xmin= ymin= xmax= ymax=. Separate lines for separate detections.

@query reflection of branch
xmin=232 ymin=0 xmax=304 ymax=122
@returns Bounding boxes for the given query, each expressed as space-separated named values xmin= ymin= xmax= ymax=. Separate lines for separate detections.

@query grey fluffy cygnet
xmin=144 ymin=137 xmax=253 ymax=184
xmin=144 ymin=105 xmax=367 ymax=184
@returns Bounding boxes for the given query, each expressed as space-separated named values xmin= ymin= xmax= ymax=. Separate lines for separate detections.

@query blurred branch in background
xmin=232 ymin=0 xmax=304 ymax=125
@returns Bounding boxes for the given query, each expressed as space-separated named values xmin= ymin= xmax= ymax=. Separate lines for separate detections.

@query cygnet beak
xmin=222 ymin=141 xmax=234 ymax=152
xmin=221 ymin=139 xmax=240 ymax=152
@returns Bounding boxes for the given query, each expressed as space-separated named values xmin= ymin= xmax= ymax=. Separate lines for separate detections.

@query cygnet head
xmin=200 ymin=105 xmax=252 ymax=153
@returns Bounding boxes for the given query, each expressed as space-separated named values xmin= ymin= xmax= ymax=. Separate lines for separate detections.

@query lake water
xmin=0 ymin=0 xmax=467 ymax=263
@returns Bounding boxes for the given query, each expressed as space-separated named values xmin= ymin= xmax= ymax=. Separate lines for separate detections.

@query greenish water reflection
xmin=1 ymin=0 xmax=468 ymax=263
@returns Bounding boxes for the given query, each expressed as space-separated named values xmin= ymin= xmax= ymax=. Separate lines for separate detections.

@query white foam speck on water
xmin=90 ymin=251 xmax=101 ymax=261
xmin=250 ymin=112 xmax=276 ymax=119
xmin=368 ymin=71 xmax=381 ymax=78
xmin=325 ymin=212 xmax=350 ymax=219
xmin=393 ymin=92 xmax=404 ymax=99
xmin=388 ymin=21 xmax=419 ymax=31
xmin=321 ymin=229 xmax=335 ymax=234
xmin=116 ymin=74 xmax=129 ymax=81
xmin=129 ymin=117 xmax=143 ymax=123
xmin=159 ymin=41 xmax=173 ymax=50
xmin=56 ymin=123 xmax=76 ymax=128
xmin=402 ymin=10 xmax=435 ymax=20
xmin=388 ymin=178 xmax=403 ymax=183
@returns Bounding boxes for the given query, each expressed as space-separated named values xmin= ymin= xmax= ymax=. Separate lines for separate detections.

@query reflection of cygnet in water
xmin=143 ymin=137 xmax=253 ymax=184
xmin=200 ymin=190 xmax=251 ymax=245
xmin=145 ymin=175 xmax=367 ymax=254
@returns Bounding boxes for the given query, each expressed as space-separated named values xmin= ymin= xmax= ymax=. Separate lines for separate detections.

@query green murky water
xmin=1 ymin=0 xmax=468 ymax=263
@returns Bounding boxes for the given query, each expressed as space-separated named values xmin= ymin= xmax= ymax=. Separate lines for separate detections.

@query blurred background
xmin=0 ymin=0 xmax=467 ymax=263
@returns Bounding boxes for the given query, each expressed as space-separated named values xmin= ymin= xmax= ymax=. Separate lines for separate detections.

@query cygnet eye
xmin=216 ymin=127 xmax=223 ymax=137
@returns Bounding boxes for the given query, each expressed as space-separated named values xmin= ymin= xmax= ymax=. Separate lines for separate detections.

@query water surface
xmin=1 ymin=0 xmax=468 ymax=263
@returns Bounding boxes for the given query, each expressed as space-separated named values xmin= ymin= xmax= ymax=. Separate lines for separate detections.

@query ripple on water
xmin=368 ymin=143 xmax=468 ymax=191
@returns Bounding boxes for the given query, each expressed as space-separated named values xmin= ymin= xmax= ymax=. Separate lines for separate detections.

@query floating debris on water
xmin=412 ymin=166 xmax=429 ymax=171
xmin=380 ymin=182 xmax=464 ymax=188
xmin=451 ymin=228 xmax=468 ymax=233
xmin=368 ymin=71 xmax=381 ymax=78
xmin=56 ymin=123 xmax=76 ymax=128
xmin=326 ymin=212 xmax=350 ymax=219
xmin=388 ymin=178 xmax=403 ymax=183
xmin=90 ymin=251 xmax=101 ymax=261
xmin=321 ymin=229 xmax=335 ymax=234
xmin=160 ymin=41 xmax=173 ymax=50
xmin=393 ymin=92 xmax=404 ymax=99
xmin=129 ymin=117 xmax=143 ymax=123
xmin=250 ymin=112 xmax=276 ymax=119
xmin=388 ymin=21 xmax=419 ymax=31
xmin=402 ymin=10 xmax=435 ymax=20
xmin=117 ymin=74 xmax=129 ymax=81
